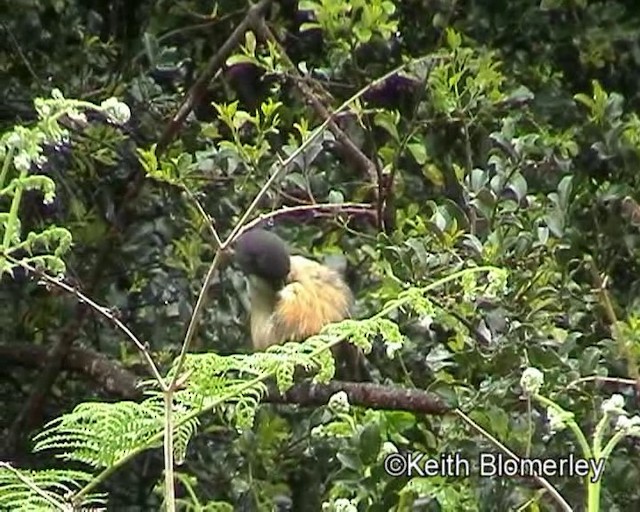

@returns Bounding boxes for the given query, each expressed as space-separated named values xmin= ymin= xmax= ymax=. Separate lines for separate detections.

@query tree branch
xmin=268 ymin=381 xmax=450 ymax=415
xmin=254 ymin=20 xmax=382 ymax=226
xmin=0 ymin=343 xmax=142 ymax=400
xmin=0 ymin=342 xmax=450 ymax=417
xmin=156 ymin=0 xmax=272 ymax=154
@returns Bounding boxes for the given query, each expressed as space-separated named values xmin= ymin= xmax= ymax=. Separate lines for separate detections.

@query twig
xmin=586 ymin=256 xmax=640 ymax=384
xmin=255 ymin=20 xmax=380 ymax=216
xmin=163 ymin=389 xmax=176 ymax=512
xmin=6 ymin=257 xmax=165 ymax=386
xmin=182 ymin=186 xmax=224 ymax=248
xmin=565 ymin=375 xmax=637 ymax=391
xmin=239 ymin=202 xmax=375 ymax=234
xmin=156 ymin=0 xmax=272 ymax=153
xmin=169 ymin=251 xmax=224 ymax=389
xmin=0 ymin=23 xmax=40 ymax=84
xmin=455 ymin=409 xmax=573 ymax=512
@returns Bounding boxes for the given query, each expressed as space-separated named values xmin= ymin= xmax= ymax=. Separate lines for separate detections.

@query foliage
xmin=2 ymin=0 xmax=640 ymax=511
xmin=0 ymin=464 xmax=103 ymax=511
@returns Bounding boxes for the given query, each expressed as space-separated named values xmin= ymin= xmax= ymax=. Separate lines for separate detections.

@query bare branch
xmin=156 ymin=0 xmax=273 ymax=154
xmin=240 ymin=202 xmax=375 ymax=234
xmin=4 ymin=256 xmax=165 ymax=388
xmin=267 ymin=381 xmax=450 ymax=415
xmin=0 ymin=343 xmax=142 ymax=400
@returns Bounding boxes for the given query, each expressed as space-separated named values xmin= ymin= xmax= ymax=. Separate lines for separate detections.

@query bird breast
xmin=249 ymin=256 xmax=353 ymax=350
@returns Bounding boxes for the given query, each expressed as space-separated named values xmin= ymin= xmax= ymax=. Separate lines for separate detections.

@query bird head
xmin=232 ymin=229 xmax=291 ymax=290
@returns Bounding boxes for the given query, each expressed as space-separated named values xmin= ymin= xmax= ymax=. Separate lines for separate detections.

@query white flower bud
xmin=520 ymin=367 xmax=544 ymax=395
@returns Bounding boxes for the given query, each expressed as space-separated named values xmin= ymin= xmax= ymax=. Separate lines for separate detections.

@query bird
xmin=232 ymin=228 xmax=367 ymax=380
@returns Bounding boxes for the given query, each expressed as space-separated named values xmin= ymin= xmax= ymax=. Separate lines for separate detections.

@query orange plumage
xmin=257 ymin=255 xmax=353 ymax=349
xmin=248 ymin=255 xmax=352 ymax=349
xmin=235 ymin=229 xmax=366 ymax=380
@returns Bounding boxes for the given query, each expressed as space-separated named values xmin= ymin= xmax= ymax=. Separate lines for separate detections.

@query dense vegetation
xmin=2 ymin=0 xmax=640 ymax=510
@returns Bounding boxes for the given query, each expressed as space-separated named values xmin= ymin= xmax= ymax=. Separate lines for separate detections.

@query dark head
xmin=233 ymin=229 xmax=291 ymax=288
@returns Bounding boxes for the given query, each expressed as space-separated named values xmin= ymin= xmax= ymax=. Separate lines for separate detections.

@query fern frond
xmin=33 ymin=394 xmax=202 ymax=471
xmin=171 ymin=399 xmax=201 ymax=465
xmin=175 ymin=335 xmax=340 ymax=431
xmin=32 ymin=338 xmax=340 ymax=482
xmin=180 ymin=335 xmax=335 ymax=392
xmin=0 ymin=464 xmax=103 ymax=511
xmin=32 ymin=399 xmax=152 ymax=466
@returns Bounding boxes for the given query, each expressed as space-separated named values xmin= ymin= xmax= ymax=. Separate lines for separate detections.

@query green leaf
xmin=359 ymin=422 xmax=382 ymax=465
xmin=573 ymin=93 xmax=594 ymax=111
xmin=579 ymin=347 xmax=602 ymax=374
xmin=407 ymin=142 xmax=428 ymax=165
xmin=506 ymin=85 xmax=534 ymax=103
xmin=244 ymin=31 xmax=256 ymax=55
xmin=328 ymin=189 xmax=344 ymax=203
xmin=300 ymin=22 xmax=322 ymax=33
xmin=226 ymin=54 xmax=257 ymax=67
xmin=286 ymin=172 xmax=307 ymax=191
xmin=544 ymin=210 xmax=565 ymax=237
xmin=374 ymin=111 xmax=400 ymax=141
xmin=506 ymin=172 xmax=527 ymax=202
xmin=445 ymin=28 xmax=461 ymax=49
xmin=537 ymin=226 xmax=549 ymax=245
xmin=557 ymin=175 xmax=573 ymax=210
xmin=469 ymin=168 xmax=489 ymax=192
xmin=337 ymin=452 xmax=362 ymax=471
xmin=485 ymin=406 xmax=509 ymax=439
xmin=422 ymin=164 xmax=445 ymax=187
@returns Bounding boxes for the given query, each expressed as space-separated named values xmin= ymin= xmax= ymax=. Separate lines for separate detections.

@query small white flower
xmin=602 ymin=394 xmax=627 ymax=417
xmin=378 ymin=441 xmax=398 ymax=459
xmin=43 ymin=192 xmax=55 ymax=205
xmin=35 ymin=100 xmax=52 ymax=118
xmin=67 ymin=110 xmax=88 ymax=124
xmin=328 ymin=391 xmax=350 ymax=414
xmin=520 ymin=367 xmax=544 ymax=395
xmin=7 ymin=132 xmax=22 ymax=148
xmin=385 ymin=339 xmax=402 ymax=359
xmin=547 ymin=406 xmax=571 ymax=435
xmin=100 ymin=97 xmax=131 ymax=124
xmin=616 ymin=415 xmax=640 ymax=437
xmin=322 ymin=498 xmax=357 ymax=512
xmin=13 ymin=151 xmax=32 ymax=172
